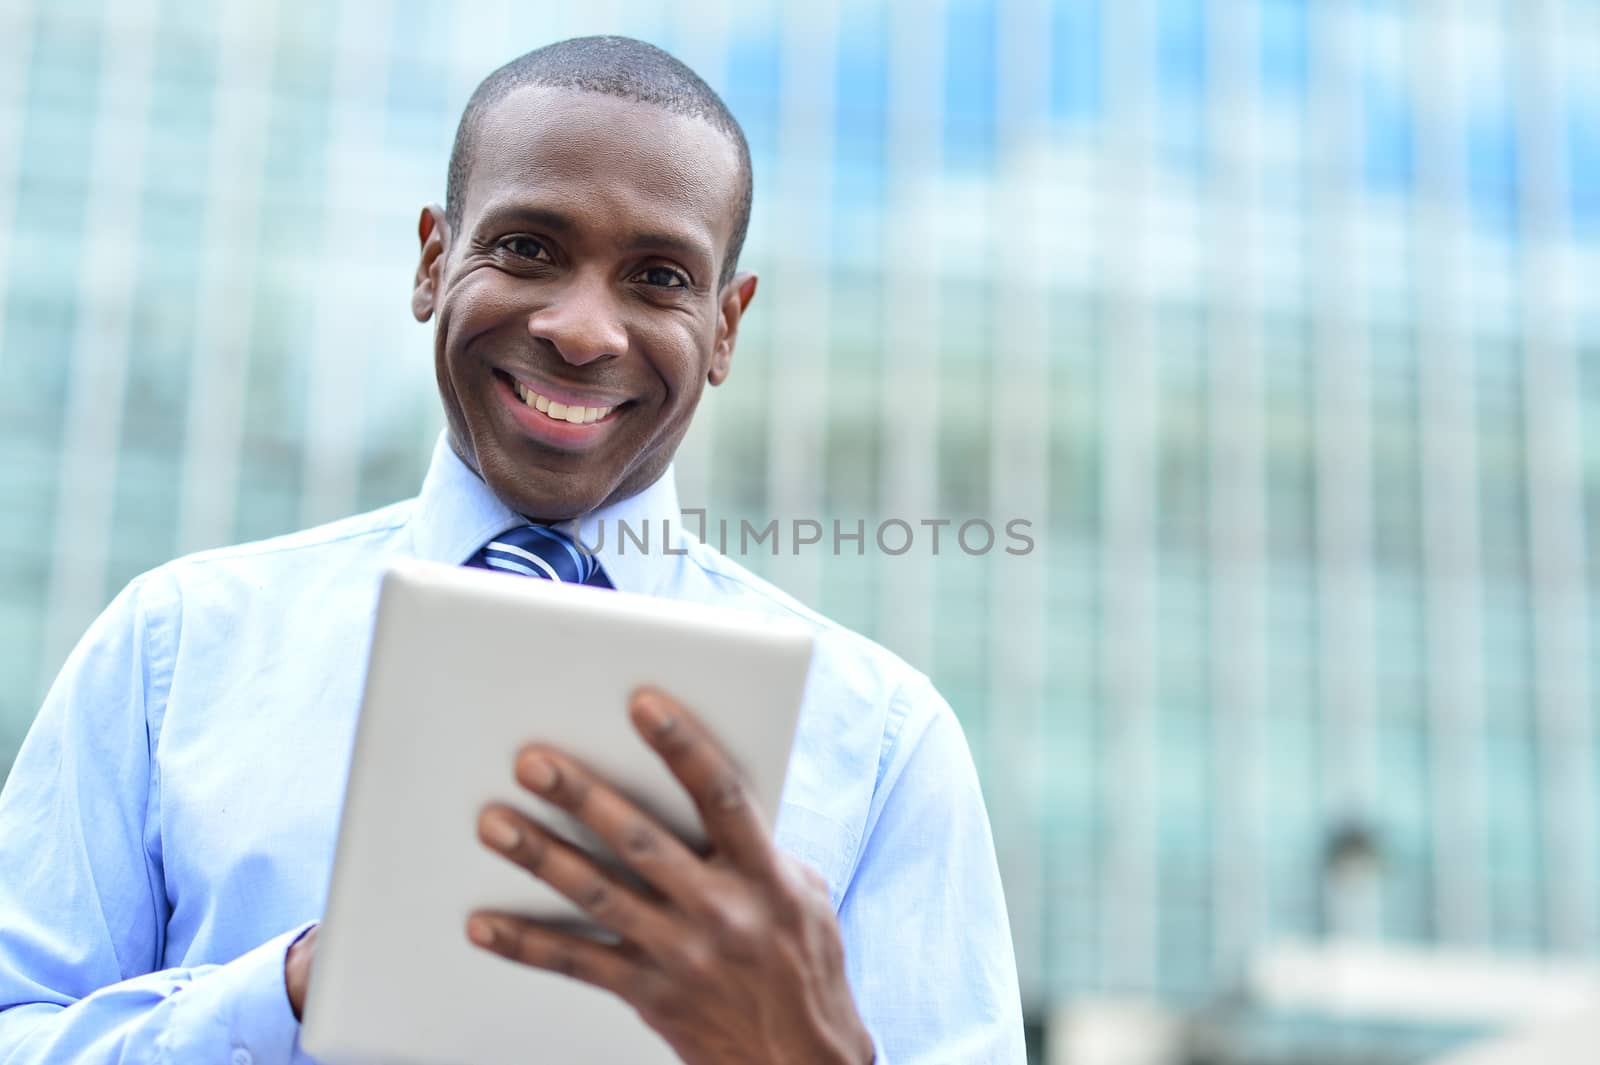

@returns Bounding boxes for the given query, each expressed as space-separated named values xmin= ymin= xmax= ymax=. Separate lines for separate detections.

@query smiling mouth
xmin=502 ymin=375 xmax=619 ymax=425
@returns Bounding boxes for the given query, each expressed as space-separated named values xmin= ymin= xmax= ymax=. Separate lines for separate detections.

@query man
xmin=0 ymin=37 xmax=1024 ymax=1064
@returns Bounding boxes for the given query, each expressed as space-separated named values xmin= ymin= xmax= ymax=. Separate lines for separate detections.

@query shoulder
xmin=33 ymin=499 xmax=405 ymax=729
xmin=143 ymin=500 xmax=411 ymax=590
xmin=672 ymin=536 xmax=957 ymax=789
xmin=113 ymin=500 xmax=415 ymax=638
xmin=677 ymin=536 xmax=929 ymax=704
xmin=666 ymin=538 xmax=979 ymax=901
xmin=159 ymin=501 xmax=414 ymax=576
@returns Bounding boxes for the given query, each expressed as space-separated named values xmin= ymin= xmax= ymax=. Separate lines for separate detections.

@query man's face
xmin=413 ymin=87 xmax=755 ymax=521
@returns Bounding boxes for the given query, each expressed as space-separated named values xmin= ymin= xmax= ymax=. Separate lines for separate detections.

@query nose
xmin=524 ymin=272 xmax=628 ymax=366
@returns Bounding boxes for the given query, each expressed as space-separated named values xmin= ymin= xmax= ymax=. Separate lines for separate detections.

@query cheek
xmin=439 ymin=270 xmax=526 ymax=368
xmin=638 ymin=319 xmax=717 ymax=405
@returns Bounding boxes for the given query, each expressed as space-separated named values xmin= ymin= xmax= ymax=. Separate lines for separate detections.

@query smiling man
xmin=0 ymin=37 xmax=1025 ymax=1065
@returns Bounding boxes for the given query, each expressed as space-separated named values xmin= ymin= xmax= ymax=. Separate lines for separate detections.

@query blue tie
xmin=466 ymin=523 xmax=613 ymax=588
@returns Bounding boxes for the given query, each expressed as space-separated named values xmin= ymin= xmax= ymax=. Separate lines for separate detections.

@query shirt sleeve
xmin=838 ymin=673 xmax=1028 ymax=1065
xmin=0 ymin=577 xmax=316 ymax=1064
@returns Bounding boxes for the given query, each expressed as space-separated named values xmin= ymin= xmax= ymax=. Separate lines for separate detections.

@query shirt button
xmin=230 ymin=1049 xmax=253 ymax=1065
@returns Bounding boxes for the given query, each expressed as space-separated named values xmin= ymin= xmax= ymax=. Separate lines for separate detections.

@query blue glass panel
xmin=723 ymin=29 xmax=781 ymax=161
xmin=943 ymin=0 xmax=996 ymax=169
xmin=1467 ymin=100 xmax=1519 ymax=234
xmin=1155 ymin=0 xmax=1206 ymax=174
xmin=1363 ymin=75 xmax=1414 ymax=193
xmin=1570 ymin=104 xmax=1599 ymax=236
xmin=383 ymin=1 xmax=453 ymax=159
xmin=1259 ymin=0 xmax=1308 ymax=98
xmin=1156 ymin=0 xmax=1206 ymax=101
xmin=833 ymin=2 xmax=887 ymax=213
xmin=1050 ymin=0 xmax=1102 ymax=120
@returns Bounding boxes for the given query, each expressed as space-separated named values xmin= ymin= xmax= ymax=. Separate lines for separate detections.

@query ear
xmin=708 ymin=272 xmax=758 ymax=386
xmin=412 ymin=204 xmax=449 ymax=322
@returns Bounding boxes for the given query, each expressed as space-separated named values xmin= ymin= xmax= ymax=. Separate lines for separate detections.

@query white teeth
xmin=511 ymin=379 xmax=615 ymax=424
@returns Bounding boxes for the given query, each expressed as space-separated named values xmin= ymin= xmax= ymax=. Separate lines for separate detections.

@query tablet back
xmin=302 ymin=559 xmax=814 ymax=1065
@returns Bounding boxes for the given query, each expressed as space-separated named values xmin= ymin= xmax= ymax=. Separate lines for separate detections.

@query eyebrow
xmin=474 ymin=203 xmax=715 ymax=273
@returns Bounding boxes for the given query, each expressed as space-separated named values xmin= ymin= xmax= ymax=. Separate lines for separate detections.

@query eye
xmin=631 ymin=265 xmax=689 ymax=289
xmin=498 ymin=236 xmax=551 ymax=262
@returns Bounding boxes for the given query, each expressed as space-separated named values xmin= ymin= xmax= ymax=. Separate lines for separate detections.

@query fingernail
xmin=483 ymin=813 xmax=520 ymax=851
xmin=520 ymin=753 xmax=557 ymax=792
xmin=467 ymin=916 xmax=496 ymax=947
xmin=634 ymin=694 xmax=672 ymax=734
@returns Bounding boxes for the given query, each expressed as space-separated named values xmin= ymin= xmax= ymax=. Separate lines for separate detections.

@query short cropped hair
xmin=445 ymin=36 xmax=754 ymax=287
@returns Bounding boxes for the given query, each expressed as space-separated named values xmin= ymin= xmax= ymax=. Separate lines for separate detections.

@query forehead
xmin=461 ymin=86 xmax=742 ymax=257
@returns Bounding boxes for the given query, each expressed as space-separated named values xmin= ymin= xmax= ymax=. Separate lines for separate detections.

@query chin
xmin=450 ymin=428 xmax=601 ymax=518
xmin=493 ymin=480 xmax=602 ymax=523
xmin=488 ymin=465 xmax=617 ymax=523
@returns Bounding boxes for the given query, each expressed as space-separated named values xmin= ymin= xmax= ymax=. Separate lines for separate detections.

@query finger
xmin=628 ymin=687 xmax=776 ymax=876
xmin=512 ymin=751 xmax=714 ymax=911
xmin=793 ymin=857 xmax=830 ymax=899
xmin=466 ymin=911 xmax=636 ymax=996
xmin=477 ymin=804 xmax=679 ymax=952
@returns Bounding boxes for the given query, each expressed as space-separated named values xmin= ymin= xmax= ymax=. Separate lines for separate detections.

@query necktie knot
xmin=467 ymin=524 xmax=609 ymax=587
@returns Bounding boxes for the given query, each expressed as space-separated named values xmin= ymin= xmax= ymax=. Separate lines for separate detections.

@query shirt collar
xmin=408 ymin=432 xmax=683 ymax=597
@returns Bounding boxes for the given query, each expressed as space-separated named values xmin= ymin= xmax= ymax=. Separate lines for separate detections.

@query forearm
xmin=0 ymin=924 xmax=316 ymax=1065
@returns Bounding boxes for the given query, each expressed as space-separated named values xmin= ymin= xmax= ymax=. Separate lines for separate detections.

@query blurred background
xmin=1 ymin=0 xmax=1597 ymax=1062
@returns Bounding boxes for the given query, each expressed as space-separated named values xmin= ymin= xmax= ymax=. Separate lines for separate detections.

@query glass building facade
xmin=1 ymin=0 xmax=1597 ymax=1059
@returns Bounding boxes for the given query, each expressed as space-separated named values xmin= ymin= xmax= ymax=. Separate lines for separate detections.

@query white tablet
xmin=301 ymin=559 xmax=814 ymax=1065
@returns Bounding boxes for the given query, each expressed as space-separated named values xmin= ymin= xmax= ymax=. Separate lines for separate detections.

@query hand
xmin=285 ymin=923 xmax=319 ymax=1020
xmin=467 ymin=688 xmax=875 ymax=1065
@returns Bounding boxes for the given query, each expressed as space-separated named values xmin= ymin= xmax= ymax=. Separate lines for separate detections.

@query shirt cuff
xmin=169 ymin=922 xmax=317 ymax=1065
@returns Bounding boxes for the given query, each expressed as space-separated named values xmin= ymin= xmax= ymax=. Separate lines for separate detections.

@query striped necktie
xmin=466 ymin=523 xmax=612 ymax=588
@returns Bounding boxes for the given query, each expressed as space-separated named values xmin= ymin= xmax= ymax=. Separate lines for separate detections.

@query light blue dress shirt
xmin=0 ymin=436 xmax=1025 ymax=1064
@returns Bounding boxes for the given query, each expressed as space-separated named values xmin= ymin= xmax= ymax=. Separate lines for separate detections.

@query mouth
xmin=490 ymin=369 xmax=634 ymax=452
xmin=495 ymin=370 xmax=622 ymax=426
